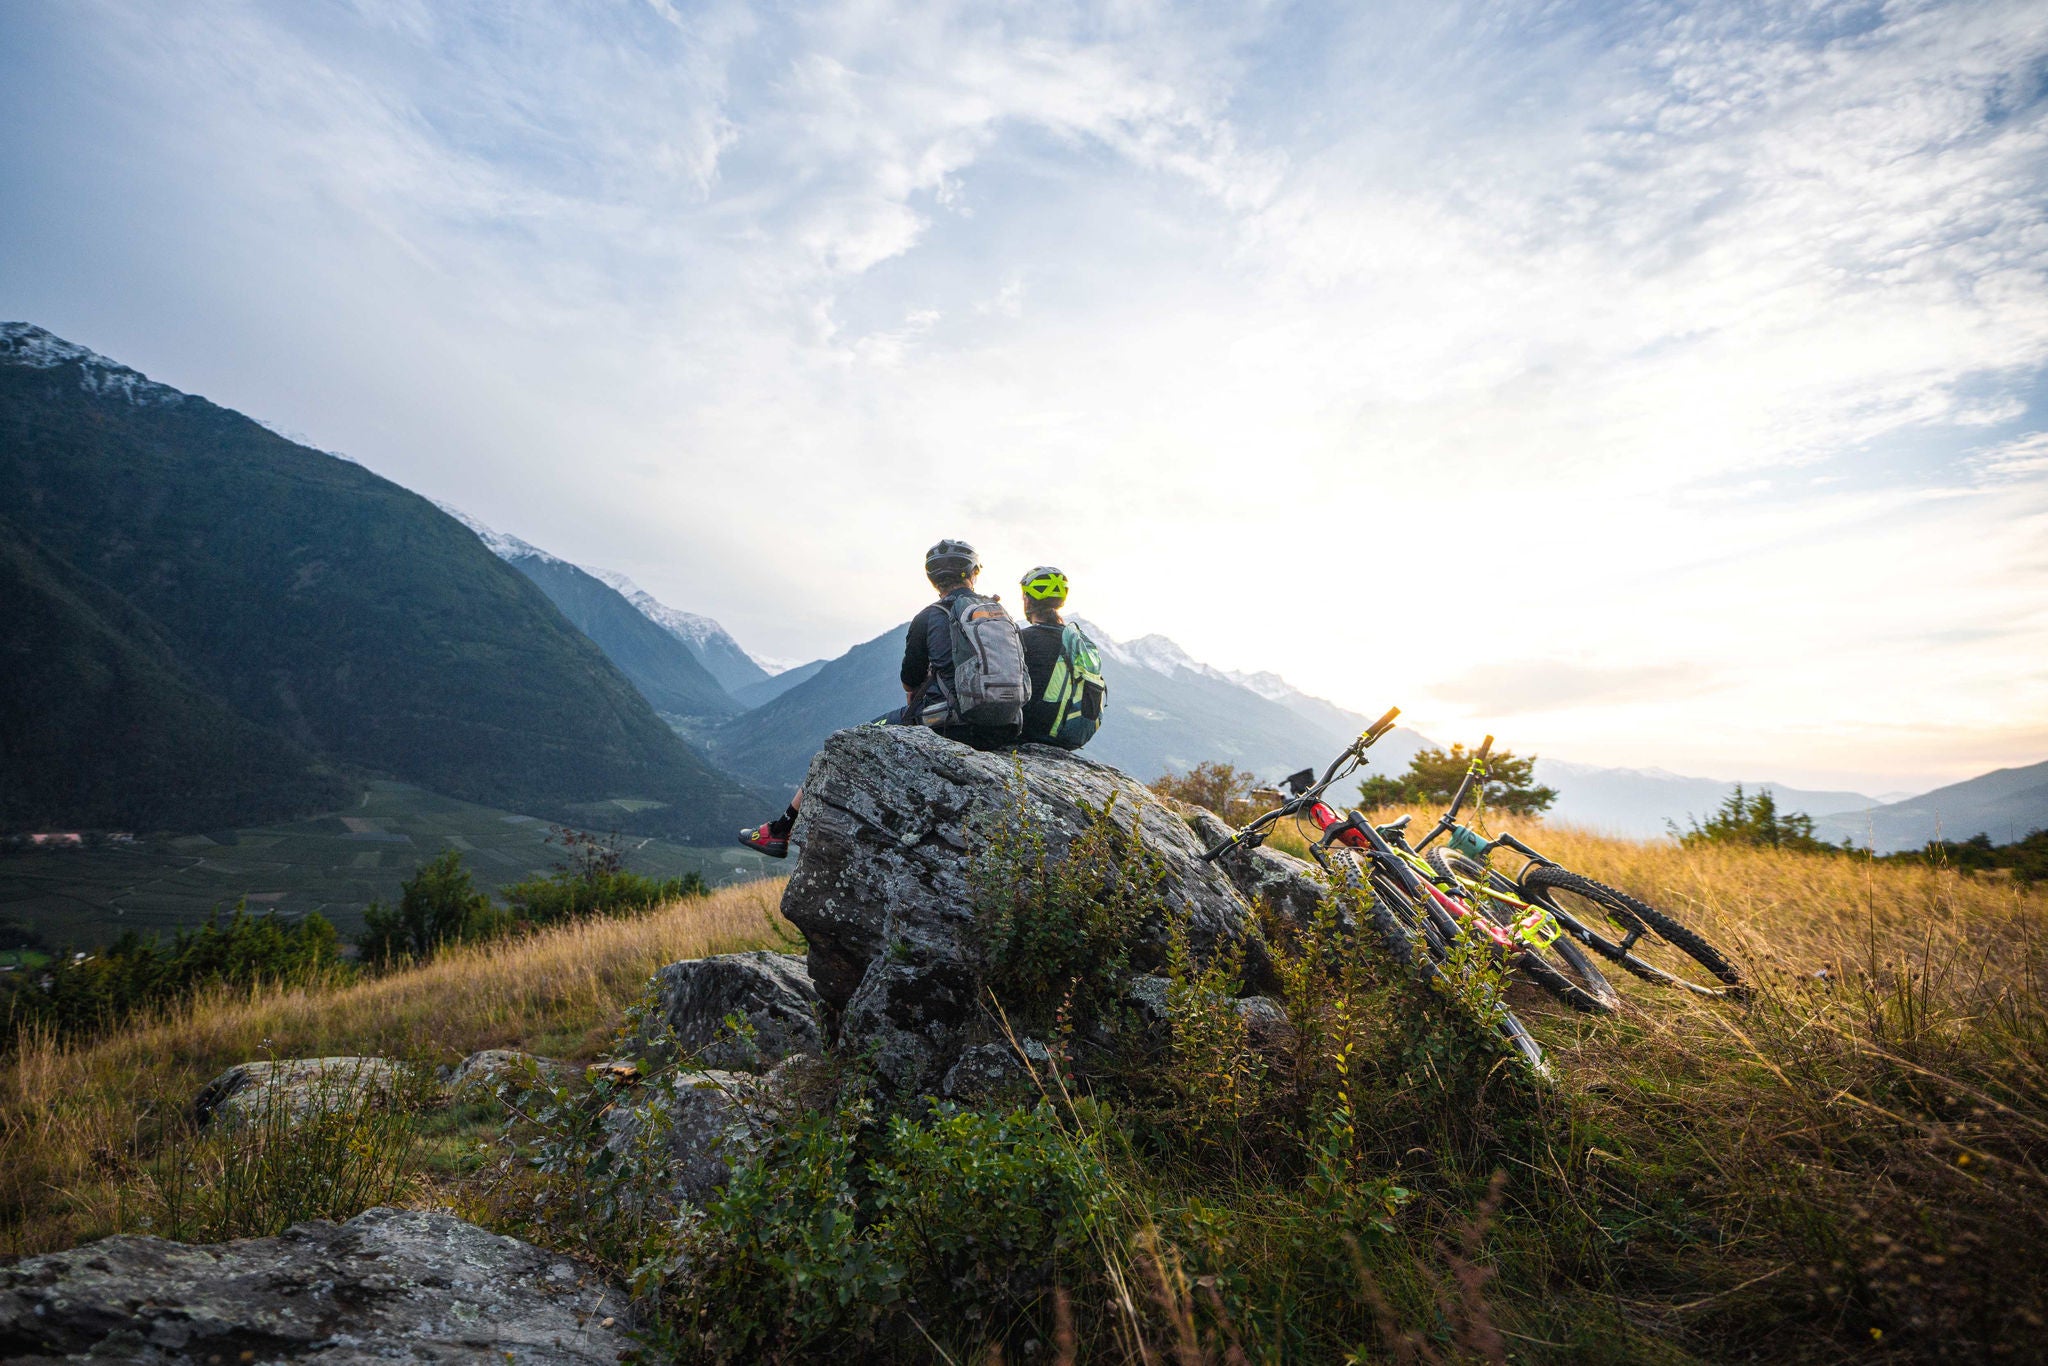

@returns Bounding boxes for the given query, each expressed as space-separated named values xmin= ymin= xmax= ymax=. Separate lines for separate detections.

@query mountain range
xmin=1809 ymin=760 xmax=2048 ymax=853
xmin=4 ymin=322 xmax=2040 ymax=870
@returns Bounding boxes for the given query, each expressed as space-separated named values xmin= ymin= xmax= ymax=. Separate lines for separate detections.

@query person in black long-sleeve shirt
xmin=739 ymin=538 xmax=1001 ymax=858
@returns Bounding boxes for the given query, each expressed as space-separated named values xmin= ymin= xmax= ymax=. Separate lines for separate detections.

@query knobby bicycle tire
xmin=1518 ymin=864 xmax=1745 ymax=996
xmin=1425 ymin=849 xmax=1620 ymax=1014
xmin=1333 ymin=852 xmax=1549 ymax=1078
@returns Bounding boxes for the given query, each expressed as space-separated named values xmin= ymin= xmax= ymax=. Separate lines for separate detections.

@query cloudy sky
xmin=4 ymin=0 xmax=2045 ymax=794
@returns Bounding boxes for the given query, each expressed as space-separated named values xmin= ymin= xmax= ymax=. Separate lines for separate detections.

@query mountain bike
xmin=1200 ymin=708 xmax=1556 ymax=1076
xmin=1406 ymin=739 xmax=1747 ymax=998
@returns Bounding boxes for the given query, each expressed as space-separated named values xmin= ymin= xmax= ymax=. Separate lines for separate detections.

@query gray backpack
xmin=921 ymin=592 xmax=1028 ymax=731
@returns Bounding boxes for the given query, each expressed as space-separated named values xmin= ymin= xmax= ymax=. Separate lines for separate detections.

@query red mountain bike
xmin=1202 ymin=709 xmax=1563 ymax=1076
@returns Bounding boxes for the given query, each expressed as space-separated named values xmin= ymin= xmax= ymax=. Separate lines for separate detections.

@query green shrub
xmin=2 ymin=904 xmax=347 ymax=1047
xmin=359 ymin=849 xmax=507 ymax=964
xmin=501 ymin=867 xmax=707 ymax=925
xmin=968 ymin=778 xmax=1164 ymax=1029
xmin=361 ymin=838 xmax=710 ymax=966
xmin=872 ymin=1104 xmax=1112 ymax=1334
xmin=645 ymin=1099 xmax=1111 ymax=1364
xmin=1673 ymin=783 xmax=1842 ymax=853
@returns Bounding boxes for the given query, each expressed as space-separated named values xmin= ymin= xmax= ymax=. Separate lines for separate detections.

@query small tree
xmin=359 ymin=850 xmax=504 ymax=964
xmin=1356 ymin=743 xmax=1557 ymax=816
xmin=1150 ymin=762 xmax=1274 ymax=825
xmin=1673 ymin=785 xmax=1836 ymax=853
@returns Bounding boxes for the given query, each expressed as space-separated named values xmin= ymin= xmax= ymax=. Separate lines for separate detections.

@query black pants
xmin=874 ymin=707 xmax=1016 ymax=751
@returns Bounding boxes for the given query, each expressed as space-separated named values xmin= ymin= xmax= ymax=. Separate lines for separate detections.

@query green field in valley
xmin=0 ymin=781 xmax=775 ymax=951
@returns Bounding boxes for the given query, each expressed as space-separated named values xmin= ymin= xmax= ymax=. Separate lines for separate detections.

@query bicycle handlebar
xmin=1199 ymin=705 xmax=1401 ymax=862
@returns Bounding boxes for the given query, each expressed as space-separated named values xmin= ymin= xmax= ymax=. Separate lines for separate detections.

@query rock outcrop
xmin=193 ymin=1057 xmax=408 ymax=1126
xmin=601 ymin=1068 xmax=764 ymax=1205
xmin=0 ymin=1206 xmax=635 ymax=1364
xmin=630 ymin=950 xmax=823 ymax=1070
xmin=1187 ymin=809 xmax=1329 ymax=930
xmin=444 ymin=1049 xmax=572 ymax=1098
xmin=781 ymin=725 xmax=1277 ymax=1095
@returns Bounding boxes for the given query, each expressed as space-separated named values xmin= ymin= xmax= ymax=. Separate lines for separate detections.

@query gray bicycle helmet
xmin=924 ymin=538 xmax=982 ymax=578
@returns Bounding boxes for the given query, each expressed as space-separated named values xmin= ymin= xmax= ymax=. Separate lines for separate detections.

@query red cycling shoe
xmin=737 ymin=823 xmax=789 ymax=858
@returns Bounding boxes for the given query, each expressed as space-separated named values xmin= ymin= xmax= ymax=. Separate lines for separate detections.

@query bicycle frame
xmin=1294 ymin=801 xmax=1523 ymax=953
xmin=1405 ymin=742 xmax=1666 ymax=959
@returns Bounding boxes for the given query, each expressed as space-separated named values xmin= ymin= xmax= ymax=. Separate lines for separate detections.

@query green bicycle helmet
xmin=1020 ymin=565 xmax=1069 ymax=603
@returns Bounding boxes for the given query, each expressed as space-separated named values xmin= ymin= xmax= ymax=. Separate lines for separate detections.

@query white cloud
xmin=5 ymin=0 xmax=2047 ymax=791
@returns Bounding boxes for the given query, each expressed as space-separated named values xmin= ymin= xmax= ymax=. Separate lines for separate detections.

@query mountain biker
xmin=739 ymin=539 xmax=1024 ymax=858
xmin=1017 ymin=566 xmax=1106 ymax=749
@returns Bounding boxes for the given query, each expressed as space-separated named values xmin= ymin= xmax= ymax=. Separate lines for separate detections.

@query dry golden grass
xmin=0 ymin=878 xmax=792 ymax=1257
xmin=1247 ymin=803 xmax=2048 ymax=1354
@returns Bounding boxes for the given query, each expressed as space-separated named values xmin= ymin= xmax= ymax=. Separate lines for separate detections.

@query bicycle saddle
xmin=1379 ymin=814 xmax=1412 ymax=833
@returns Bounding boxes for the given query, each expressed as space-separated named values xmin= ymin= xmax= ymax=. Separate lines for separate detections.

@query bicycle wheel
xmin=1336 ymin=852 xmax=1549 ymax=1078
xmin=1330 ymin=850 xmax=1433 ymax=968
xmin=1519 ymin=864 xmax=1745 ymax=997
xmin=1426 ymin=850 xmax=1619 ymax=1014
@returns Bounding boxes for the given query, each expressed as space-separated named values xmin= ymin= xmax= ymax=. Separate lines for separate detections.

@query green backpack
xmin=1035 ymin=623 xmax=1107 ymax=749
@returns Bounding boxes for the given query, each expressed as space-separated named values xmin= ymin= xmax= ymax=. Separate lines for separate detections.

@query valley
xmin=0 ymin=781 xmax=776 ymax=948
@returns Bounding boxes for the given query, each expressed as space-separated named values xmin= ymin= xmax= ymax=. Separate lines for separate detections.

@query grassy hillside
xmin=0 ymin=878 xmax=793 ymax=1257
xmin=3 ymin=825 xmax=2041 ymax=1360
xmin=0 ymin=326 xmax=760 ymax=842
xmin=0 ymin=780 xmax=782 ymax=948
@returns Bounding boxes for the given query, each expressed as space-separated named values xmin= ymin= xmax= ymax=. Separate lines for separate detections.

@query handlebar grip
xmin=1363 ymin=705 xmax=1401 ymax=742
xmin=1476 ymin=734 xmax=1494 ymax=761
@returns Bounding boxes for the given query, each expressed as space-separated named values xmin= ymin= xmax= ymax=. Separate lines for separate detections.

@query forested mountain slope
xmin=0 ymin=324 xmax=757 ymax=841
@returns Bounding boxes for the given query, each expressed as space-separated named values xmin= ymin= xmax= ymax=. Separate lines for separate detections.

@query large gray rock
xmin=631 ymin=950 xmax=823 ymax=1070
xmin=1188 ymin=809 xmax=1329 ymax=932
xmin=601 ymin=1068 xmax=765 ymax=1205
xmin=193 ymin=1057 xmax=411 ymax=1127
xmin=0 ymin=1206 xmax=635 ymax=1364
xmin=443 ymin=1050 xmax=572 ymax=1099
xmin=782 ymin=726 xmax=1273 ymax=1096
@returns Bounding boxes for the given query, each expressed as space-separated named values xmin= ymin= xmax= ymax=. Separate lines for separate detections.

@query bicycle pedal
xmin=1514 ymin=910 xmax=1564 ymax=949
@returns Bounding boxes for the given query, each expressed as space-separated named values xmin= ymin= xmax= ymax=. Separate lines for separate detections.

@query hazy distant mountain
xmin=708 ymin=615 xmax=1428 ymax=792
xmin=1809 ymin=759 xmax=2048 ymax=853
xmin=733 ymin=659 xmax=826 ymax=709
xmin=1534 ymin=758 xmax=1881 ymax=841
xmin=0 ymin=323 xmax=758 ymax=841
xmin=591 ymin=569 xmax=774 ymax=696
xmin=1078 ymin=623 xmax=1430 ymax=785
xmin=439 ymin=510 xmax=738 ymax=722
xmin=709 ymin=627 xmax=906 ymax=788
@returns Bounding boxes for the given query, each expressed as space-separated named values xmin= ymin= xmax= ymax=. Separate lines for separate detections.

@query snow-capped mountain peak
xmin=1 ymin=322 xmax=187 ymax=407
xmin=592 ymin=568 xmax=758 ymax=661
xmin=432 ymin=502 xmax=561 ymax=566
xmin=1221 ymin=669 xmax=1304 ymax=704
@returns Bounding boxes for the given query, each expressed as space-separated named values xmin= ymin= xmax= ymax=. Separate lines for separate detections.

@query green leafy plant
xmin=968 ymin=778 xmax=1166 ymax=1029
xmin=1672 ymin=783 xmax=1840 ymax=853
xmin=3 ymin=904 xmax=347 ymax=1047
xmin=359 ymin=849 xmax=507 ymax=964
